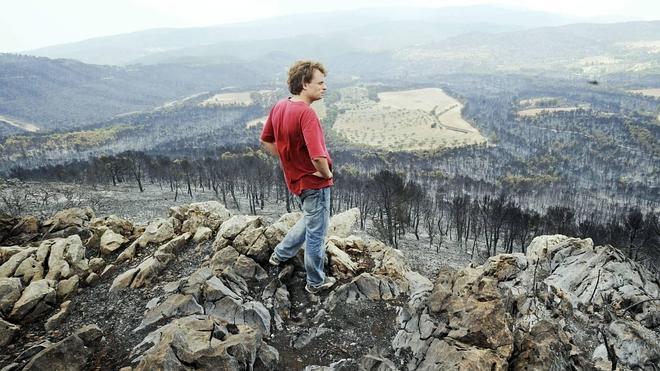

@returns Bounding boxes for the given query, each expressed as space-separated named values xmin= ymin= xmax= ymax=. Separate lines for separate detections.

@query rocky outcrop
xmin=130 ymin=315 xmax=278 ymax=370
xmin=2 ymin=204 xmax=657 ymax=371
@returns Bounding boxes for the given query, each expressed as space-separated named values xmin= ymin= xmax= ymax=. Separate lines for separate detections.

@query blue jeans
xmin=273 ymin=187 xmax=330 ymax=286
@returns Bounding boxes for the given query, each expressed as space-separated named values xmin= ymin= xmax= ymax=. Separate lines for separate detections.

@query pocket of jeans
xmin=301 ymin=189 xmax=320 ymax=214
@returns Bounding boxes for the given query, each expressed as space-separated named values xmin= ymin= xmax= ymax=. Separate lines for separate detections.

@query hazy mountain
xmin=0 ymin=54 xmax=270 ymax=132
xmin=28 ymin=6 xmax=579 ymax=65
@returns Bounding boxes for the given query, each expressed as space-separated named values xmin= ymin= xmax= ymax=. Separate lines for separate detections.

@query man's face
xmin=303 ymin=69 xmax=327 ymax=102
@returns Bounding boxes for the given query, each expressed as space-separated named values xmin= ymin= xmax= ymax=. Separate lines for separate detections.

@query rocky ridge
xmin=0 ymin=203 xmax=658 ymax=370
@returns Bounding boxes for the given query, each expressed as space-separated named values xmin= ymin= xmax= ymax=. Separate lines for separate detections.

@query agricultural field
xmin=333 ymin=87 xmax=485 ymax=151
xmin=516 ymin=107 xmax=582 ymax=117
xmin=199 ymin=92 xmax=253 ymax=107
xmin=628 ymin=88 xmax=660 ymax=98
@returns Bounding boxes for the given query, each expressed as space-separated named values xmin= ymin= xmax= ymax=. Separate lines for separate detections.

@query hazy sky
xmin=2 ymin=0 xmax=659 ymax=52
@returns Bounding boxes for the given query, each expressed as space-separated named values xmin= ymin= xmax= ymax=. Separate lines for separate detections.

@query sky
xmin=1 ymin=0 xmax=660 ymax=53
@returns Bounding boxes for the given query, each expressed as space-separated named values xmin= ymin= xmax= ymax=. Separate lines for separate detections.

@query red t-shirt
xmin=260 ymin=99 xmax=333 ymax=195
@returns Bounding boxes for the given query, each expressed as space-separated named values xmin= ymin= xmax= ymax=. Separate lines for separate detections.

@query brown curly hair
xmin=287 ymin=60 xmax=326 ymax=95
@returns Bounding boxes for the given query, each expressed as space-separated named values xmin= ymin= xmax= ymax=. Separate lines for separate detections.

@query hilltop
xmin=0 ymin=203 xmax=658 ymax=370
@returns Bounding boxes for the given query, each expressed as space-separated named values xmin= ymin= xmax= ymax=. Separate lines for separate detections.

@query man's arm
xmin=311 ymin=157 xmax=333 ymax=179
xmin=260 ymin=139 xmax=279 ymax=158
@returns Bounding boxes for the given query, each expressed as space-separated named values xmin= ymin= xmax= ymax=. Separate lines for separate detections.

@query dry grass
xmin=628 ymin=89 xmax=660 ymax=98
xmin=377 ymin=88 xmax=456 ymax=112
xmin=334 ymin=87 xmax=485 ymax=151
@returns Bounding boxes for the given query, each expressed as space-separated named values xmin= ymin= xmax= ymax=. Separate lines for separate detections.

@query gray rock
xmin=75 ymin=324 xmax=103 ymax=345
xmin=136 ymin=294 xmax=204 ymax=331
xmin=327 ymin=208 xmax=360 ymax=238
xmin=99 ymin=229 xmax=127 ymax=254
xmin=56 ymin=274 xmax=79 ymax=301
xmin=85 ymin=272 xmax=100 ymax=286
xmin=0 ymin=247 xmax=37 ymax=278
xmin=88 ymin=257 xmax=105 ymax=273
xmin=0 ymin=277 xmax=23 ymax=314
xmin=132 ymin=315 xmax=265 ymax=371
xmin=193 ymin=226 xmax=213 ymax=243
xmin=13 ymin=256 xmax=44 ymax=284
xmin=44 ymin=300 xmax=72 ymax=331
xmin=44 ymin=235 xmax=89 ymax=280
xmin=22 ymin=335 xmax=90 ymax=371
xmin=0 ymin=318 xmax=20 ymax=347
xmin=9 ymin=279 xmax=57 ymax=321
xmin=135 ymin=218 xmax=175 ymax=248
xmin=42 ymin=207 xmax=94 ymax=232
xmin=109 ymin=267 xmax=138 ymax=292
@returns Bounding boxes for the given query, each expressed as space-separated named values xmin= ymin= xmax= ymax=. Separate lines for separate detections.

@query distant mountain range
xmin=27 ymin=6 xmax=584 ymax=65
xmin=2 ymin=6 xmax=659 ymax=134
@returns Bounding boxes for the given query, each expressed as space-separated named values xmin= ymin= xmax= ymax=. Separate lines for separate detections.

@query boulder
xmin=75 ymin=324 xmax=103 ymax=346
xmin=132 ymin=315 xmax=275 ymax=370
xmin=136 ymin=294 xmax=204 ymax=331
xmin=0 ymin=245 xmax=24 ymax=265
xmin=100 ymin=229 xmax=128 ymax=254
xmin=0 ymin=247 xmax=37 ymax=278
xmin=56 ymin=274 xmax=80 ymax=301
xmin=9 ymin=279 xmax=57 ymax=321
xmin=170 ymin=201 xmax=231 ymax=235
xmin=44 ymin=235 xmax=89 ymax=280
xmin=22 ymin=334 xmax=90 ymax=371
xmin=327 ymin=208 xmax=360 ymax=238
xmin=193 ymin=226 xmax=213 ymax=243
xmin=135 ymin=218 xmax=175 ymax=248
xmin=0 ymin=277 xmax=23 ymax=314
xmin=88 ymin=257 xmax=105 ymax=273
xmin=90 ymin=215 xmax=134 ymax=236
xmin=44 ymin=300 xmax=72 ymax=331
xmin=42 ymin=207 xmax=94 ymax=232
xmin=0 ymin=318 xmax=20 ymax=347
xmin=109 ymin=267 xmax=139 ymax=292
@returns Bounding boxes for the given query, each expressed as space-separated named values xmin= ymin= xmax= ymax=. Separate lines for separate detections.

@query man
xmin=259 ymin=60 xmax=336 ymax=294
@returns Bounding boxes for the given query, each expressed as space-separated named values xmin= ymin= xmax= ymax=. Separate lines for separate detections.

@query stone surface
xmin=22 ymin=334 xmax=90 ymax=371
xmin=132 ymin=315 xmax=274 ymax=371
xmin=56 ymin=274 xmax=79 ymax=301
xmin=135 ymin=218 xmax=175 ymax=248
xmin=9 ymin=279 xmax=57 ymax=321
xmin=100 ymin=229 xmax=128 ymax=254
xmin=0 ymin=247 xmax=37 ymax=278
xmin=44 ymin=300 xmax=72 ymax=331
xmin=42 ymin=207 xmax=94 ymax=232
xmin=88 ymin=257 xmax=106 ymax=273
xmin=193 ymin=226 xmax=213 ymax=242
xmin=75 ymin=324 xmax=103 ymax=345
xmin=0 ymin=277 xmax=23 ymax=314
xmin=0 ymin=318 xmax=20 ymax=347
xmin=136 ymin=294 xmax=204 ymax=330
xmin=327 ymin=208 xmax=360 ymax=238
xmin=44 ymin=235 xmax=89 ymax=280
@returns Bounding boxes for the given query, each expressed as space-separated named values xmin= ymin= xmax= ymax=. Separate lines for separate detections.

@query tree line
xmin=7 ymin=149 xmax=658 ymax=269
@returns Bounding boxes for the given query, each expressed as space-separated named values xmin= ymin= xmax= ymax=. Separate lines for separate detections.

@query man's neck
xmin=290 ymin=95 xmax=312 ymax=105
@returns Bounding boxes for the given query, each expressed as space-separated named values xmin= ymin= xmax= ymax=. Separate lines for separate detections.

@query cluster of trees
xmin=8 ymin=149 xmax=658 ymax=269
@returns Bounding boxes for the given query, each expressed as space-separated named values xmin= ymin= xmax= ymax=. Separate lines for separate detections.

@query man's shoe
xmin=269 ymin=252 xmax=284 ymax=266
xmin=305 ymin=276 xmax=337 ymax=294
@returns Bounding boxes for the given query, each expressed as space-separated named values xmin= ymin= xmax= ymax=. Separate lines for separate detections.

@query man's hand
xmin=260 ymin=140 xmax=279 ymax=157
xmin=311 ymin=157 xmax=333 ymax=179
xmin=312 ymin=170 xmax=333 ymax=179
